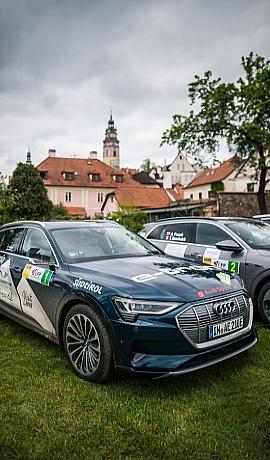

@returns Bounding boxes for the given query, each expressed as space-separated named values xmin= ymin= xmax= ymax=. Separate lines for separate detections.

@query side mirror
xmin=216 ymin=240 xmax=243 ymax=252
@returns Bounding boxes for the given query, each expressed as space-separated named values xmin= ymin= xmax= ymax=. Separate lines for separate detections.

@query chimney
xmin=48 ymin=149 xmax=56 ymax=158
xmin=89 ymin=150 xmax=97 ymax=160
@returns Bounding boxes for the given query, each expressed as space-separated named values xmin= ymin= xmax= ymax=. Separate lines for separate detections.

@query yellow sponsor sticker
xmin=203 ymin=257 xmax=213 ymax=265
xmin=22 ymin=264 xmax=32 ymax=279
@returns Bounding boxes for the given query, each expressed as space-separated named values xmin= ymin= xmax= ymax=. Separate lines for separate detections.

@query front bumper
xmin=115 ymin=329 xmax=257 ymax=378
xmin=110 ymin=291 xmax=257 ymax=378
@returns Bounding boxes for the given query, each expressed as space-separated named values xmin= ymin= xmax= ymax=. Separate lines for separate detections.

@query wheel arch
xmin=251 ymin=271 xmax=270 ymax=308
xmin=56 ymin=294 xmax=120 ymax=364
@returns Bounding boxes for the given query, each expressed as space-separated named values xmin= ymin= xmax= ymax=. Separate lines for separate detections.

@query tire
xmin=63 ymin=303 xmax=115 ymax=383
xmin=258 ymin=281 xmax=270 ymax=325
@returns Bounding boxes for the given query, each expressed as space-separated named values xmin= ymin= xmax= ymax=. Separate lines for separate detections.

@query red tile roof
xmin=166 ymin=184 xmax=184 ymax=201
xmin=65 ymin=206 xmax=87 ymax=217
xmin=37 ymin=156 xmax=144 ymax=189
xmin=104 ymin=187 xmax=173 ymax=210
xmin=186 ymin=158 xmax=236 ymax=188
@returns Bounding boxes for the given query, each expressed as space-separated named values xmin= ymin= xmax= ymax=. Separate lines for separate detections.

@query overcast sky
xmin=0 ymin=0 xmax=269 ymax=177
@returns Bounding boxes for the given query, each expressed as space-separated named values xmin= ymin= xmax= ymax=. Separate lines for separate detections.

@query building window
xmin=90 ymin=173 xmax=101 ymax=182
xmin=113 ymin=175 xmax=123 ymax=183
xmin=63 ymin=172 xmax=74 ymax=181
xmin=190 ymin=194 xmax=193 ymax=199
xmin=111 ymin=195 xmax=114 ymax=203
xmin=65 ymin=192 xmax=72 ymax=202
xmin=97 ymin=193 xmax=103 ymax=202
xmin=247 ymin=182 xmax=255 ymax=192
xmin=40 ymin=171 xmax=48 ymax=180
xmin=199 ymin=192 xmax=202 ymax=200
xmin=113 ymin=150 xmax=117 ymax=157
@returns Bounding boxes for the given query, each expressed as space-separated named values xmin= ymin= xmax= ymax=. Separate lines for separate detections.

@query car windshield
xmin=51 ymin=226 xmax=161 ymax=262
xmin=225 ymin=220 xmax=270 ymax=249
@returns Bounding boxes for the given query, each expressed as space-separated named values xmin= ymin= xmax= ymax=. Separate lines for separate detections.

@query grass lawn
xmin=0 ymin=318 xmax=269 ymax=460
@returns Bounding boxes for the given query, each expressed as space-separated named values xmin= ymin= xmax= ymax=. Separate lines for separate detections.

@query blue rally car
xmin=0 ymin=220 xmax=257 ymax=383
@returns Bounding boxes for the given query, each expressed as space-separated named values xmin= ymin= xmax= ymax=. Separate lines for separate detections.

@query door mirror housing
xmin=216 ymin=240 xmax=243 ymax=252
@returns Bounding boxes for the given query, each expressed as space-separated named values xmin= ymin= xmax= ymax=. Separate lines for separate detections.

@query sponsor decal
xmin=73 ymin=278 xmax=102 ymax=295
xmin=22 ymin=290 xmax=33 ymax=308
xmin=203 ymin=257 xmax=240 ymax=274
xmin=216 ymin=272 xmax=231 ymax=286
xmin=22 ymin=264 xmax=53 ymax=286
xmin=165 ymin=244 xmax=188 ymax=258
xmin=196 ymin=285 xmax=232 ymax=298
xmin=0 ymin=287 xmax=13 ymax=302
xmin=132 ymin=264 xmax=212 ymax=283
xmin=165 ymin=231 xmax=187 ymax=242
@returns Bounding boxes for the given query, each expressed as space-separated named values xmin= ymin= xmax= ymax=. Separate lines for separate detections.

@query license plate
xmin=209 ymin=317 xmax=244 ymax=339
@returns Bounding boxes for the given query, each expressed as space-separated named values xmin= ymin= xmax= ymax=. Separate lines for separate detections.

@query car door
xmin=146 ymin=222 xmax=196 ymax=258
xmin=0 ymin=227 xmax=25 ymax=312
xmin=186 ymin=222 xmax=247 ymax=279
xmin=11 ymin=227 xmax=56 ymax=335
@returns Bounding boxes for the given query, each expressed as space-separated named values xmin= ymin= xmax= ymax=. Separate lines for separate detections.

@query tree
xmin=7 ymin=163 xmax=52 ymax=220
xmin=0 ymin=173 xmax=8 ymax=224
xmin=140 ymin=158 xmax=157 ymax=174
xmin=106 ymin=204 xmax=148 ymax=233
xmin=162 ymin=52 xmax=270 ymax=213
xmin=51 ymin=203 xmax=70 ymax=220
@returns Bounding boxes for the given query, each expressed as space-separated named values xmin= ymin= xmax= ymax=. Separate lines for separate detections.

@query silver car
xmin=140 ymin=217 xmax=270 ymax=324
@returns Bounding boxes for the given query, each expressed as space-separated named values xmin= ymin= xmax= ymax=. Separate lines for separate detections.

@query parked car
xmin=0 ymin=220 xmax=256 ymax=383
xmin=253 ymin=214 xmax=270 ymax=223
xmin=140 ymin=217 xmax=270 ymax=324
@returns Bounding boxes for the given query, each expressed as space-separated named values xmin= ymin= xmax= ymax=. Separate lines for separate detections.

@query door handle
xmin=13 ymin=266 xmax=22 ymax=273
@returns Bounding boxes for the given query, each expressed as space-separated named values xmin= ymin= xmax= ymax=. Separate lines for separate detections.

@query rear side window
xmin=0 ymin=228 xmax=25 ymax=254
xmin=21 ymin=228 xmax=52 ymax=262
xmin=149 ymin=223 xmax=195 ymax=243
xmin=196 ymin=223 xmax=229 ymax=246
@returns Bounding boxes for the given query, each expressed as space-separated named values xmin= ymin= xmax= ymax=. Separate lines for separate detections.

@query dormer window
xmin=113 ymin=174 xmax=123 ymax=183
xmin=40 ymin=171 xmax=48 ymax=180
xmin=63 ymin=172 xmax=74 ymax=181
xmin=89 ymin=173 xmax=101 ymax=182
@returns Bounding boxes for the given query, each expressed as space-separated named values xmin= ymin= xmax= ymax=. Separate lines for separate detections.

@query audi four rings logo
xmin=213 ymin=300 xmax=236 ymax=316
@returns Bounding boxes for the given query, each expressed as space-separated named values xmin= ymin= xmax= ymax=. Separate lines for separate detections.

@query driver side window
xmin=21 ymin=228 xmax=53 ymax=263
xmin=196 ymin=223 xmax=230 ymax=246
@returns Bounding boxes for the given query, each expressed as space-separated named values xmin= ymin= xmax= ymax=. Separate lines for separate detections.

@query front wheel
xmin=63 ymin=304 xmax=115 ymax=383
xmin=258 ymin=281 xmax=270 ymax=325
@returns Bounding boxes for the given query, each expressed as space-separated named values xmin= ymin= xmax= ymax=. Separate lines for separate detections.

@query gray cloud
xmin=0 ymin=0 xmax=269 ymax=176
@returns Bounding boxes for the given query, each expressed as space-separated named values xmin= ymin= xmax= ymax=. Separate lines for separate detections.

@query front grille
xmin=176 ymin=293 xmax=251 ymax=349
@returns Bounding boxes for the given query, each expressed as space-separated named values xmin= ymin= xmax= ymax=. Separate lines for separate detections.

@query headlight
xmin=113 ymin=296 xmax=181 ymax=322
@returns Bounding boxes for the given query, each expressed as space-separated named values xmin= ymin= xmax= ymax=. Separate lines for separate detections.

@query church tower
xmin=103 ymin=113 xmax=120 ymax=169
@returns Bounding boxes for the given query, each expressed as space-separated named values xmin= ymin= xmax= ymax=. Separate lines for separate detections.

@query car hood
xmin=68 ymin=254 xmax=241 ymax=302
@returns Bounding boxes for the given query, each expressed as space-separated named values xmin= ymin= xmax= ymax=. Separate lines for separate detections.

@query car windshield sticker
xmin=17 ymin=276 xmax=55 ymax=334
xmin=165 ymin=231 xmax=187 ymax=242
xmin=0 ymin=259 xmax=21 ymax=309
xmin=216 ymin=272 xmax=231 ymax=286
xmin=203 ymin=257 xmax=240 ymax=274
xmin=165 ymin=244 xmax=188 ymax=258
xmin=22 ymin=264 xmax=53 ymax=286
xmin=73 ymin=278 xmax=102 ymax=295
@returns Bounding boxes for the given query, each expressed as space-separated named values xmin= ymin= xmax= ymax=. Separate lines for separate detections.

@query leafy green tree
xmin=162 ymin=52 xmax=270 ymax=213
xmin=7 ymin=163 xmax=52 ymax=221
xmin=140 ymin=158 xmax=157 ymax=175
xmin=50 ymin=203 xmax=70 ymax=220
xmin=106 ymin=204 xmax=148 ymax=233
xmin=0 ymin=173 xmax=8 ymax=224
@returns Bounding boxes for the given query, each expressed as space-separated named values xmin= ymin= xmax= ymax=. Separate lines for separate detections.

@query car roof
xmin=144 ymin=216 xmax=259 ymax=225
xmin=0 ymin=220 xmax=120 ymax=231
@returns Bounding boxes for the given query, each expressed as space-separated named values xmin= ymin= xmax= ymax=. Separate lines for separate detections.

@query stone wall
xmin=218 ymin=192 xmax=270 ymax=217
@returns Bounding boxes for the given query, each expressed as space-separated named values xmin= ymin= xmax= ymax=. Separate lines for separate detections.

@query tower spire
xmin=26 ymin=147 xmax=32 ymax=165
xmin=103 ymin=113 xmax=120 ymax=169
